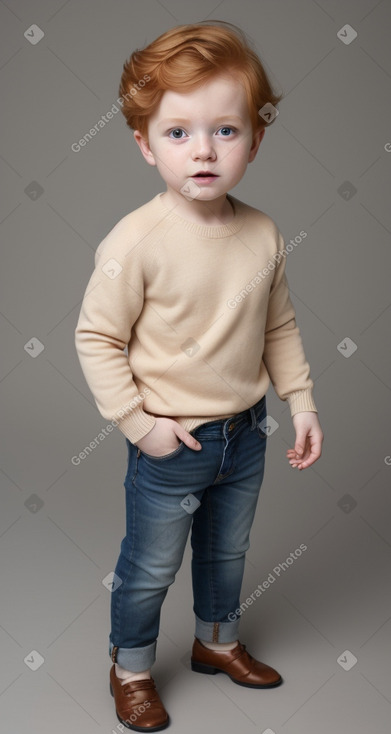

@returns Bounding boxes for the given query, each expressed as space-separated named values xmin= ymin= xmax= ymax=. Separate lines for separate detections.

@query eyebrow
xmin=158 ymin=116 xmax=244 ymax=127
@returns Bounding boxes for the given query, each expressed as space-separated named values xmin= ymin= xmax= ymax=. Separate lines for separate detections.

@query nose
xmin=191 ymin=133 xmax=217 ymax=162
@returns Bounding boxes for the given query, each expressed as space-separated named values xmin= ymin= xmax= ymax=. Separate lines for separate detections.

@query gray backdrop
xmin=1 ymin=1 xmax=390 ymax=732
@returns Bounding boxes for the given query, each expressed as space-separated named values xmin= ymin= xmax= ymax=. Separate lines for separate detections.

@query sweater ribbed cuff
xmin=116 ymin=404 xmax=157 ymax=444
xmin=287 ymin=389 xmax=317 ymax=416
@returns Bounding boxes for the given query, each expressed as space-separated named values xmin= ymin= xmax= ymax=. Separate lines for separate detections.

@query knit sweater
xmin=74 ymin=192 xmax=317 ymax=444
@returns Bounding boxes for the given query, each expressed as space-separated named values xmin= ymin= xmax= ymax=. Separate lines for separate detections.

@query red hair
xmin=118 ymin=20 xmax=283 ymax=140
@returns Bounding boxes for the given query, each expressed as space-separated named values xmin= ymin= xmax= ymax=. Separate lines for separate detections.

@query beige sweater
xmin=75 ymin=192 xmax=317 ymax=444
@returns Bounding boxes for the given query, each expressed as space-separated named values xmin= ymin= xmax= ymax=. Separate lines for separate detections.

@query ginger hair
xmin=118 ymin=20 xmax=283 ymax=141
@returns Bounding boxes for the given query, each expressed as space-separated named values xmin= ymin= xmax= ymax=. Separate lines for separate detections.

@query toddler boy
xmin=75 ymin=20 xmax=323 ymax=731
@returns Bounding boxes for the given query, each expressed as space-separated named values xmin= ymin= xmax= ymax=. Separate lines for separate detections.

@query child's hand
xmin=286 ymin=411 xmax=323 ymax=470
xmin=135 ymin=417 xmax=202 ymax=457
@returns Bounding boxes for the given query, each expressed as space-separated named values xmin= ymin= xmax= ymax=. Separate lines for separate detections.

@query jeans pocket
xmin=139 ymin=441 xmax=185 ymax=461
xmin=123 ymin=438 xmax=139 ymax=486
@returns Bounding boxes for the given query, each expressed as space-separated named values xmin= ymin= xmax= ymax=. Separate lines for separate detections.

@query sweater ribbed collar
xmin=155 ymin=192 xmax=246 ymax=239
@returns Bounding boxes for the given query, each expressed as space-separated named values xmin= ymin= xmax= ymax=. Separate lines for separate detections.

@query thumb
xmin=294 ymin=434 xmax=306 ymax=457
xmin=175 ymin=428 xmax=202 ymax=452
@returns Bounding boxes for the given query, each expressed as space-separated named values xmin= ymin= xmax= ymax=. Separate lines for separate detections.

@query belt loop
xmin=249 ymin=404 xmax=257 ymax=431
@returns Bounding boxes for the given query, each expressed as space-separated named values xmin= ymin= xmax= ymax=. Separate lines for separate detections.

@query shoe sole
xmin=109 ymin=682 xmax=170 ymax=731
xmin=190 ymin=660 xmax=283 ymax=688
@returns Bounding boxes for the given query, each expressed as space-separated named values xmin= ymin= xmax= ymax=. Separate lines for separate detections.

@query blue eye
xmin=169 ymin=128 xmax=186 ymax=139
xmin=218 ymin=127 xmax=235 ymax=136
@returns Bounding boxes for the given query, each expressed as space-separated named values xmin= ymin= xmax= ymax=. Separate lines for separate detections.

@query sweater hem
xmin=116 ymin=406 xmax=157 ymax=444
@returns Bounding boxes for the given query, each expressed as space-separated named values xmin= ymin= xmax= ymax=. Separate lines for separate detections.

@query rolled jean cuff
xmin=195 ymin=613 xmax=240 ymax=643
xmin=109 ymin=640 xmax=157 ymax=672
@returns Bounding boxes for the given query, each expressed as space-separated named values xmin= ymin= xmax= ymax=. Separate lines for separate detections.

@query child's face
xmin=134 ymin=73 xmax=264 ymax=203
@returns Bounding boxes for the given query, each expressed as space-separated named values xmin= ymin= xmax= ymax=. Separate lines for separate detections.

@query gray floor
xmin=1 ymin=1 xmax=391 ymax=732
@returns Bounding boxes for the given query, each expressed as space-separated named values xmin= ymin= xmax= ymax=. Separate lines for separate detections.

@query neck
xmin=161 ymin=189 xmax=234 ymax=226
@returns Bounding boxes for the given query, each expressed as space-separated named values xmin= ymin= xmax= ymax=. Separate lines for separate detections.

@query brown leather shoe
xmin=109 ymin=665 xmax=169 ymax=731
xmin=191 ymin=638 xmax=282 ymax=688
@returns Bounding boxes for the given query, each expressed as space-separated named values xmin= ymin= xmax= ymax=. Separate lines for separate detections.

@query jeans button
xmin=228 ymin=422 xmax=235 ymax=431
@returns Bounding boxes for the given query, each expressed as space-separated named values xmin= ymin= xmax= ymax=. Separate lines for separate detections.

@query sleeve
xmin=262 ymin=230 xmax=317 ymax=415
xmin=74 ymin=235 xmax=157 ymax=443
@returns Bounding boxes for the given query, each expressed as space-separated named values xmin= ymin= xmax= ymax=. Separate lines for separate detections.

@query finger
xmin=287 ymin=448 xmax=305 ymax=466
xmin=288 ymin=457 xmax=308 ymax=468
xmin=288 ymin=440 xmax=315 ymax=467
xmin=288 ymin=445 xmax=309 ymax=464
xmin=287 ymin=449 xmax=304 ymax=459
xmin=294 ymin=435 xmax=308 ymax=459
xmin=175 ymin=429 xmax=202 ymax=451
xmin=296 ymin=444 xmax=322 ymax=469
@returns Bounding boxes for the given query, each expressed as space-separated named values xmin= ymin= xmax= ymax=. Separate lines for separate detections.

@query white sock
xmin=115 ymin=662 xmax=151 ymax=684
xmin=199 ymin=639 xmax=238 ymax=651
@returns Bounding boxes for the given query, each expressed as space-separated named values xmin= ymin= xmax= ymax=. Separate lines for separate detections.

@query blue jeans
xmin=109 ymin=395 xmax=268 ymax=672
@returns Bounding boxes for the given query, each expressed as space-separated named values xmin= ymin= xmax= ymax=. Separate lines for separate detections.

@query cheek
xmin=225 ymin=146 xmax=250 ymax=171
xmin=225 ymin=137 xmax=249 ymax=156
xmin=160 ymin=144 xmax=185 ymax=165
xmin=154 ymin=146 xmax=181 ymax=170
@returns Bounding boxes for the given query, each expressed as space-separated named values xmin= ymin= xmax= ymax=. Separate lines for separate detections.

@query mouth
xmin=191 ymin=171 xmax=219 ymax=182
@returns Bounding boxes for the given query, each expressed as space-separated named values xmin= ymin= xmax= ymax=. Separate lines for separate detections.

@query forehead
xmin=151 ymin=74 xmax=249 ymax=123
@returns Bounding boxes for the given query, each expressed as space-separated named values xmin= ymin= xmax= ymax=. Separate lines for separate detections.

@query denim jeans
xmin=109 ymin=395 xmax=268 ymax=672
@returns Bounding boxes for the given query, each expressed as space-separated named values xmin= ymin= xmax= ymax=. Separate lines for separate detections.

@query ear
xmin=248 ymin=127 xmax=266 ymax=163
xmin=133 ymin=130 xmax=156 ymax=167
